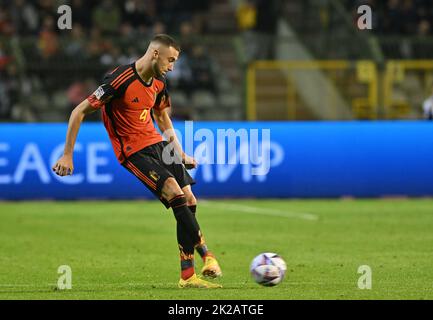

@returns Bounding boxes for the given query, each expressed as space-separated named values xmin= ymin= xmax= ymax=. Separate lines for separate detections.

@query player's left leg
xmin=182 ymin=185 xmax=222 ymax=278
xmin=159 ymin=140 xmax=222 ymax=280
xmin=162 ymin=178 xmax=221 ymax=288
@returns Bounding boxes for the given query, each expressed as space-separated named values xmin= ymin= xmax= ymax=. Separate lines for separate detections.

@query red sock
xmin=181 ymin=265 xmax=195 ymax=280
xmin=180 ymin=249 xmax=195 ymax=280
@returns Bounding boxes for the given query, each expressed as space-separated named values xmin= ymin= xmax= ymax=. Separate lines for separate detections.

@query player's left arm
xmin=153 ymin=107 xmax=197 ymax=169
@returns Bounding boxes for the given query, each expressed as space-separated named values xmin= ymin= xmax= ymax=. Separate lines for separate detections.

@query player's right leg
xmin=161 ymin=178 xmax=221 ymax=288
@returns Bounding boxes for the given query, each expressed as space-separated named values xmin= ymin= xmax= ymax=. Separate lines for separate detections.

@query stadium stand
xmin=0 ymin=0 xmax=250 ymax=122
xmin=1 ymin=0 xmax=433 ymax=122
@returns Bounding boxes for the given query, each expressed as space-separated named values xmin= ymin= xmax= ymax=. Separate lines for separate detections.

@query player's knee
xmin=162 ymin=177 xmax=183 ymax=200
xmin=185 ymin=193 xmax=197 ymax=207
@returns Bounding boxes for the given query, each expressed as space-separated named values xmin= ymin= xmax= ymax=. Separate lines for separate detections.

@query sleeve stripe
xmin=113 ymin=72 xmax=134 ymax=89
xmin=110 ymin=68 xmax=133 ymax=87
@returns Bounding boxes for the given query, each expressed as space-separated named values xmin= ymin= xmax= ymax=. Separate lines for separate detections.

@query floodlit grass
xmin=0 ymin=199 xmax=432 ymax=299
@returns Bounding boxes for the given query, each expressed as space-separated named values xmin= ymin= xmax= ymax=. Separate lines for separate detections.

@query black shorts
xmin=122 ymin=141 xmax=195 ymax=208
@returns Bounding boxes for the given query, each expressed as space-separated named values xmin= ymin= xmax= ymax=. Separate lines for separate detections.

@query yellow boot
xmin=201 ymin=256 xmax=222 ymax=278
xmin=178 ymin=274 xmax=222 ymax=288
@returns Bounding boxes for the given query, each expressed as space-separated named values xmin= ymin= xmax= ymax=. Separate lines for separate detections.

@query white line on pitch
xmin=200 ymin=201 xmax=318 ymax=221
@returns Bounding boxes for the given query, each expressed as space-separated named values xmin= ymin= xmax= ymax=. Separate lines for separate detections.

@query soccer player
xmin=52 ymin=34 xmax=222 ymax=289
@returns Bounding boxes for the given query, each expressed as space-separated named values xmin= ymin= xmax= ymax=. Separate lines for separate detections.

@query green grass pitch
xmin=0 ymin=199 xmax=432 ymax=300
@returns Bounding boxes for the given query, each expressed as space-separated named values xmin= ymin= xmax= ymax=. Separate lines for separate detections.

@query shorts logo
xmin=149 ymin=170 xmax=160 ymax=182
xmin=94 ymin=86 xmax=105 ymax=100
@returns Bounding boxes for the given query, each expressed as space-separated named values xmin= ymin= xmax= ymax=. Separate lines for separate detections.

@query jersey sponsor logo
xmin=132 ymin=97 xmax=139 ymax=103
xmin=93 ymin=86 xmax=105 ymax=100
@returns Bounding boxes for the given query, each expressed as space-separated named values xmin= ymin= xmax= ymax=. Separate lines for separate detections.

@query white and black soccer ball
xmin=250 ymin=252 xmax=287 ymax=286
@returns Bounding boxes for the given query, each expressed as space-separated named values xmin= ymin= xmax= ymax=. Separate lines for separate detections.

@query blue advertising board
xmin=1 ymin=121 xmax=433 ymax=200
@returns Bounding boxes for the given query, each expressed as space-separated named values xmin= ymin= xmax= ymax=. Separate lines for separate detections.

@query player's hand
xmin=52 ymin=155 xmax=74 ymax=176
xmin=182 ymin=154 xmax=197 ymax=170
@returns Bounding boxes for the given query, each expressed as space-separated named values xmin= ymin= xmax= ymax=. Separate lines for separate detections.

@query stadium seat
xmin=51 ymin=90 xmax=70 ymax=111
xmin=219 ymin=91 xmax=241 ymax=109
xmin=170 ymin=91 xmax=188 ymax=108
xmin=191 ymin=90 xmax=217 ymax=110
xmin=31 ymin=93 xmax=50 ymax=112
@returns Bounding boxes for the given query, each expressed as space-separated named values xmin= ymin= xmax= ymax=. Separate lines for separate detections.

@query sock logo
xmin=179 ymin=244 xmax=194 ymax=261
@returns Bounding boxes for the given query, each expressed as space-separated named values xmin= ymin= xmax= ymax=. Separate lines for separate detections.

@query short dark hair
xmin=151 ymin=34 xmax=181 ymax=52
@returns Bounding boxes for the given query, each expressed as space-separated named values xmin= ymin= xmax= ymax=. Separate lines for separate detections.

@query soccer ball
xmin=250 ymin=252 xmax=287 ymax=286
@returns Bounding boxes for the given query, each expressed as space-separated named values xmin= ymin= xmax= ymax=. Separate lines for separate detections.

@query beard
xmin=152 ymin=61 xmax=164 ymax=78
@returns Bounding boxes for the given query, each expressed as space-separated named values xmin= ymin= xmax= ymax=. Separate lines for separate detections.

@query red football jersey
xmin=87 ymin=63 xmax=171 ymax=163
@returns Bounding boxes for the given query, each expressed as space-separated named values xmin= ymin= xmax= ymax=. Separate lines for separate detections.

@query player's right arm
xmin=52 ymin=99 xmax=96 ymax=176
xmin=53 ymin=65 xmax=128 ymax=176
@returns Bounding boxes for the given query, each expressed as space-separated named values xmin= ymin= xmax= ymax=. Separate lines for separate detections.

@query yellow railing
xmin=353 ymin=61 xmax=378 ymax=119
xmin=383 ymin=60 xmax=433 ymax=119
xmin=246 ymin=60 xmax=433 ymax=120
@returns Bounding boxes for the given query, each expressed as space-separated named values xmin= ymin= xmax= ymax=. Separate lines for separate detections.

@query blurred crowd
xmin=1 ymin=0 xmax=432 ymax=122
xmin=236 ymin=0 xmax=280 ymax=62
xmin=348 ymin=0 xmax=433 ymax=36
xmin=0 ymin=0 xmax=285 ymax=122
xmin=0 ymin=0 xmax=221 ymax=121
xmin=1 ymin=0 xmax=210 ymax=36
